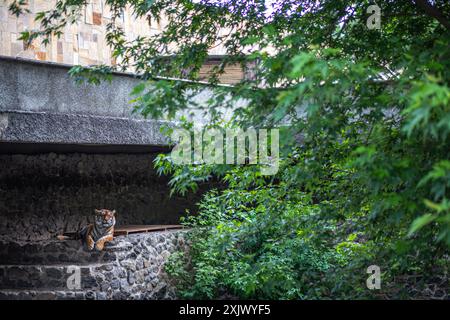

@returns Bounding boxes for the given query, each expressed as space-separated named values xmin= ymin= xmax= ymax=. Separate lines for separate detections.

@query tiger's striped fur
xmin=58 ymin=209 xmax=116 ymax=251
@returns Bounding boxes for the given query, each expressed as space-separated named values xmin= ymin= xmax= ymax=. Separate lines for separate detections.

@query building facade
xmin=0 ymin=0 xmax=244 ymax=83
xmin=1 ymin=0 xmax=162 ymax=66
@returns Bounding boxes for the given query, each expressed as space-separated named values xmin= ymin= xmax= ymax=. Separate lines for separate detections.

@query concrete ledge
xmin=0 ymin=111 xmax=171 ymax=146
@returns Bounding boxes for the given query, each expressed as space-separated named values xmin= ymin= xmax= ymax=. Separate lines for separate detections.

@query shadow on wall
xmin=0 ymin=151 xmax=205 ymax=242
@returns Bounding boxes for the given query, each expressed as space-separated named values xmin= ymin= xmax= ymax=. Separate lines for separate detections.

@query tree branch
xmin=414 ymin=0 xmax=450 ymax=30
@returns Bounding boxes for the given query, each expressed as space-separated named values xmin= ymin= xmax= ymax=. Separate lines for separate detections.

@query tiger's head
xmin=94 ymin=209 xmax=116 ymax=229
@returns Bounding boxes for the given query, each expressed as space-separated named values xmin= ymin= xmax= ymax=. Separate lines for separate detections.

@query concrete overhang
xmin=0 ymin=110 xmax=171 ymax=149
xmin=0 ymin=56 xmax=173 ymax=150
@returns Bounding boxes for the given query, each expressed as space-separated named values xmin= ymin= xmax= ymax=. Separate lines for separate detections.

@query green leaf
xmin=131 ymin=82 xmax=146 ymax=96
xmin=408 ymin=214 xmax=437 ymax=236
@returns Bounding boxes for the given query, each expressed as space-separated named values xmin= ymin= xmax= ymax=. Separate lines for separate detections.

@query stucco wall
xmin=0 ymin=57 xmax=147 ymax=118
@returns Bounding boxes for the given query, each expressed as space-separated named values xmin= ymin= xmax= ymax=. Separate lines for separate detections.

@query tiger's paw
xmin=95 ymin=241 xmax=105 ymax=251
xmin=86 ymin=236 xmax=95 ymax=251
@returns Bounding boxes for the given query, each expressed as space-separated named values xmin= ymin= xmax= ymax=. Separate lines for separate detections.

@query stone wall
xmin=0 ymin=230 xmax=188 ymax=300
xmin=0 ymin=152 xmax=203 ymax=241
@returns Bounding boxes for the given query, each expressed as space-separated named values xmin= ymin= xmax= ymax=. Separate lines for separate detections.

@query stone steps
xmin=0 ymin=264 xmax=113 ymax=290
xmin=0 ymin=239 xmax=125 ymax=265
xmin=0 ymin=231 xmax=186 ymax=300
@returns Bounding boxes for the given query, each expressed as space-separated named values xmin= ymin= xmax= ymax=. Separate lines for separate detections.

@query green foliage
xmin=164 ymin=155 xmax=448 ymax=299
xmin=68 ymin=65 xmax=114 ymax=85
xmin=15 ymin=0 xmax=450 ymax=299
xmin=166 ymin=184 xmax=372 ymax=299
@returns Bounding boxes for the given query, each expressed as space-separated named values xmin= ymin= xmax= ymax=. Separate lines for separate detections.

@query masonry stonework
xmin=0 ymin=231 xmax=188 ymax=300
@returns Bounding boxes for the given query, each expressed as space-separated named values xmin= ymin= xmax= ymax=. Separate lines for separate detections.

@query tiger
xmin=57 ymin=209 xmax=116 ymax=251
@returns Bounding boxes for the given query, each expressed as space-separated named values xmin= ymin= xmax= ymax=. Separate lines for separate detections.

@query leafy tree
xmin=10 ymin=0 xmax=450 ymax=298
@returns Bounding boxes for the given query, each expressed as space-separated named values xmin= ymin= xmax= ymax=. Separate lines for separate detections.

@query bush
xmin=164 ymin=157 xmax=449 ymax=299
xmin=166 ymin=177 xmax=376 ymax=299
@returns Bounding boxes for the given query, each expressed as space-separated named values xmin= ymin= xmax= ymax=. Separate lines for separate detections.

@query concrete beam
xmin=0 ymin=111 xmax=170 ymax=147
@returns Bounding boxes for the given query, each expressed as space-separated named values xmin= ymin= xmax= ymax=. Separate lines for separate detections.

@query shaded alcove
xmin=0 ymin=142 xmax=203 ymax=242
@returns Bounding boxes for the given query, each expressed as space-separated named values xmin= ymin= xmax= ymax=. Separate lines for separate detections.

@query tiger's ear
xmin=95 ymin=209 xmax=102 ymax=215
xmin=111 ymin=210 xmax=116 ymax=216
